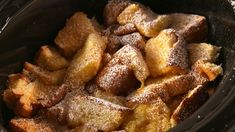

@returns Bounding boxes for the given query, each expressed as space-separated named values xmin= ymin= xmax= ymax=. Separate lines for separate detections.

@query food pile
xmin=3 ymin=0 xmax=223 ymax=131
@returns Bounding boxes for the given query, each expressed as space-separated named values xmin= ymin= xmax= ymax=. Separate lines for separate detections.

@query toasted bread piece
xmin=166 ymin=95 xmax=184 ymax=112
xmin=35 ymin=45 xmax=69 ymax=71
xmin=103 ymin=0 xmax=131 ymax=26
xmin=193 ymin=60 xmax=223 ymax=81
xmin=123 ymin=98 xmax=171 ymax=132
xmin=47 ymin=93 xmax=132 ymax=131
xmin=187 ymin=43 xmax=221 ymax=65
xmin=106 ymin=34 xmax=123 ymax=54
xmin=113 ymin=45 xmax=150 ymax=84
xmin=93 ymin=89 xmax=126 ymax=106
xmin=171 ymin=85 xmax=209 ymax=126
xmin=10 ymin=117 xmax=57 ymax=132
xmin=127 ymin=75 xmax=194 ymax=106
xmin=117 ymin=4 xmax=170 ymax=37
xmin=3 ymin=73 xmax=62 ymax=117
xmin=64 ymin=33 xmax=106 ymax=88
xmin=113 ymin=23 xmax=137 ymax=35
xmin=145 ymin=29 xmax=189 ymax=77
xmin=169 ymin=13 xmax=208 ymax=42
xmin=23 ymin=62 xmax=66 ymax=85
xmin=55 ymin=12 xmax=97 ymax=58
xmin=96 ymin=58 xmax=139 ymax=95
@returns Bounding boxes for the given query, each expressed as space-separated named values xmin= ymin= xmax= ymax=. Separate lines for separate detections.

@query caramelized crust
xmin=103 ymin=0 xmax=131 ymax=26
xmin=169 ymin=13 xmax=208 ymax=43
xmin=35 ymin=45 xmax=69 ymax=71
xmin=187 ymin=43 xmax=221 ymax=66
xmin=47 ymin=93 xmax=132 ymax=131
xmin=123 ymin=98 xmax=171 ymax=132
xmin=64 ymin=33 xmax=106 ymax=88
xmin=55 ymin=12 xmax=97 ymax=58
xmin=117 ymin=4 xmax=170 ymax=37
xmin=145 ymin=29 xmax=189 ymax=77
xmin=171 ymin=85 xmax=209 ymax=126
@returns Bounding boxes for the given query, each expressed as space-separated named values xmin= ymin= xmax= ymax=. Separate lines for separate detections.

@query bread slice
xmin=123 ymin=98 xmax=171 ymax=132
xmin=127 ymin=74 xmax=194 ymax=106
xmin=187 ymin=43 xmax=221 ymax=66
xmin=170 ymin=85 xmax=209 ymax=127
xmin=117 ymin=4 xmax=170 ymax=37
xmin=35 ymin=45 xmax=69 ymax=71
xmin=169 ymin=13 xmax=208 ymax=43
xmin=55 ymin=12 xmax=98 ymax=58
xmin=64 ymin=33 xmax=106 ymax=88
xmin=47 ymin=93 xmax=132 ymax=131
xmin=23 ymin=62 xmax=66 ymax=85
xmin=103 ymin=0 xmax=131 ymax=26
xmin=145 ymin=29 xmax=189 ymax=77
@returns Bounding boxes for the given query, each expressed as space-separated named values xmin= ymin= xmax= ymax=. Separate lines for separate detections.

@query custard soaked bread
xmin=3 ymin=1 xmax=223 ymax=131
xmin=145 ymin=29 xmax=189 ymax=77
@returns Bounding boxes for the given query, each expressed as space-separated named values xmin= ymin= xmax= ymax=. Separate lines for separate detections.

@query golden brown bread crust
xmin=169 ymin=13 xmax=208 ymax=43
xmin=35 ymin=45 xmax=69 ymax=71
xmin=47 ymin=92 xmax=132 ymax=131
xmin=64 ymin=33 xmax=107 ymax=88
xmin=103 ymin=0 xmax=131 ymax=26
xmin=117 ymin=4 xmax=170 ymax=37
xmin=145 ymin=29 xmax=189 ymax=77
xmin=170 ymin=85 xmax=209 ymax=126
xmin=187 ymin=43 xmax=221 ymax=66
xmin=96 ymin=57 xmax=139 ymax=95
xmin=127 ymin=75 xmax=194 ymax=106
xmin=55 ymin=12 xmax=97 ymax=58
xmin=123 ymin=98 xmax=171 ymax=132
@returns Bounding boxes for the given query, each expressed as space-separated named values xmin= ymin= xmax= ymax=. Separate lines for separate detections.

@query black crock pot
xmin=0 ymin=0 xmax=235 ymax=131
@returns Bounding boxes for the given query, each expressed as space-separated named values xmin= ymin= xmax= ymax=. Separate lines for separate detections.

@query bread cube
xmin=187 ymin=43 xmax=221 ymax=66
xmin=35 ymin=45 xmax=69 ymax=71
xmin=123 ymin=98 xmax=171 ymax=132
xmin=145 ymin=29 xmax=189 ymax=77
xmin=103 ymin=0 xmax=131 ymax=26
xmin=113 ymin=23 xmax=137 ymax=35
xmin=47 ymin=93 xmax=132 ymax=131
xmin=114 ymin=45 xmax=150 ymax=84
xmin=55 ymin=12 xmax=97 ymax=58
xmin=64 ymin=33 xmax=106 ymax=88
xmin=23 ymin=62 xmax=66 ymax=85
xmin=169 ymin=13 xmax=208 ymax=42
xmin=117 ymin=4 xmax=170 ymax=37
xmin=127 ymin=75 xmax=194 ymax=106
xmin=171 ymin=85 xmax=209 ymax=127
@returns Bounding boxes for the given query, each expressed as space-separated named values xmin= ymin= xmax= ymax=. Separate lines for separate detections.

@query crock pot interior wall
xmin=0 ymin=0 xmax=235 ymax=131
